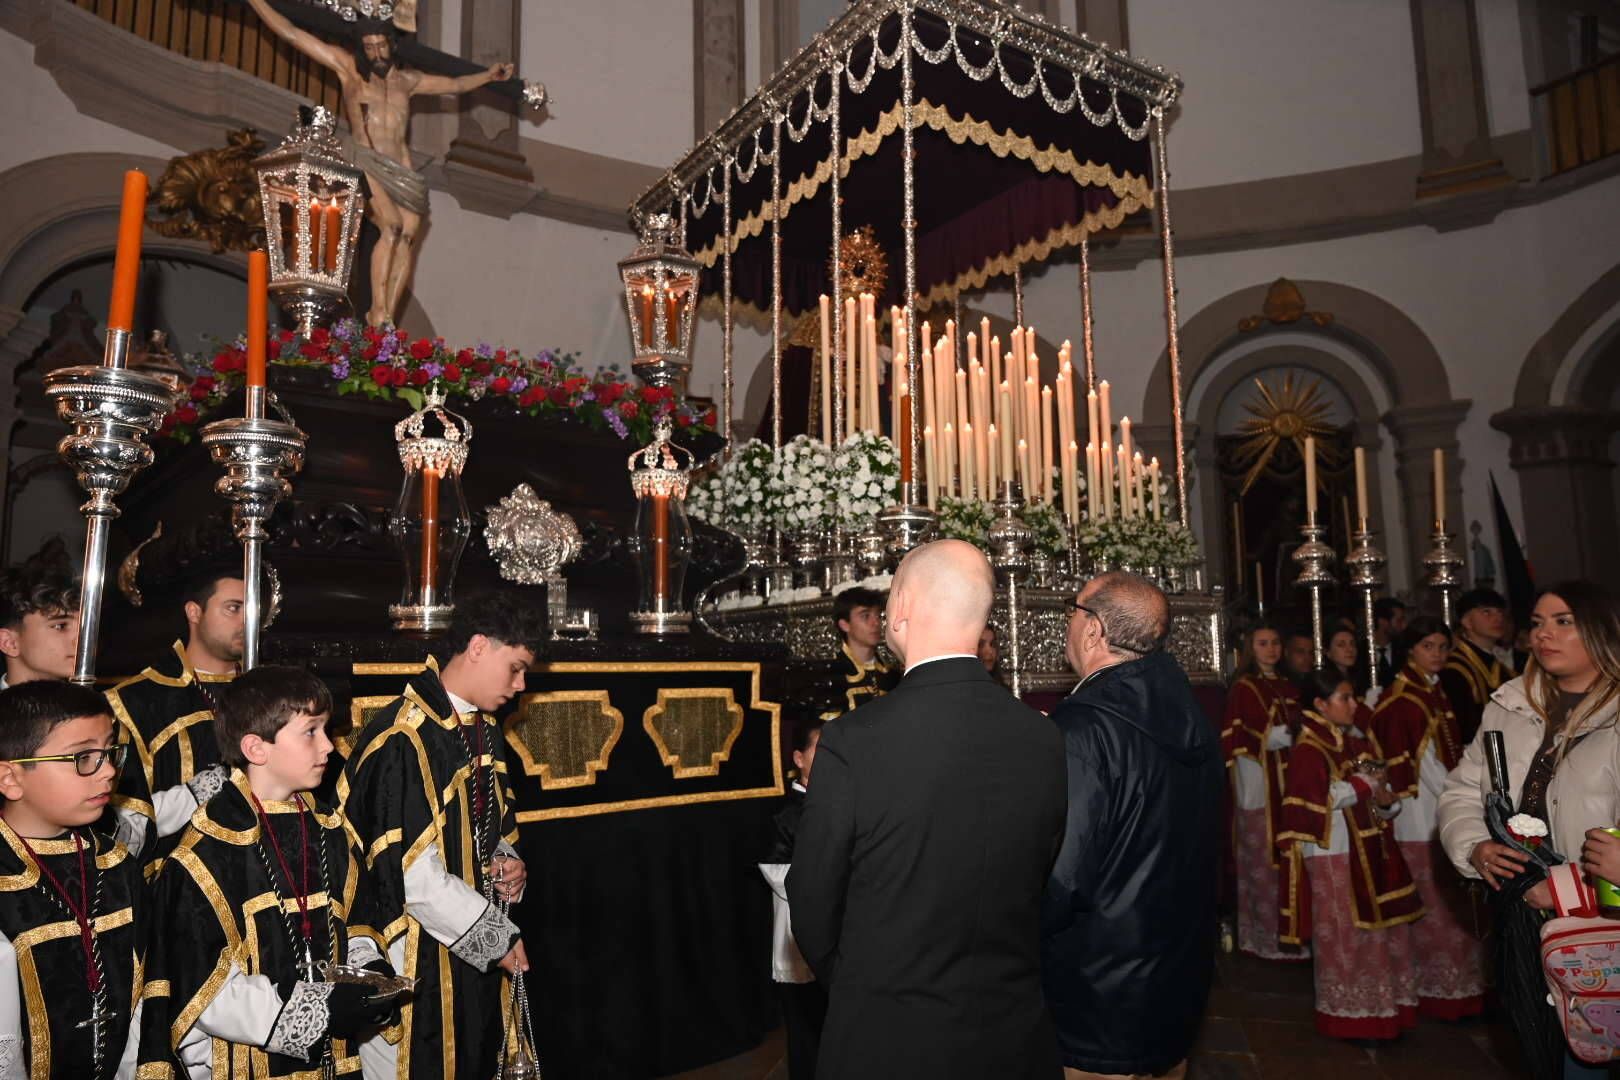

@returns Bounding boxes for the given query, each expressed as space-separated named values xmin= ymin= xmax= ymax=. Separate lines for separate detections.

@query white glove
xmin=1265 ymin=725 xmax=1293 ymax=751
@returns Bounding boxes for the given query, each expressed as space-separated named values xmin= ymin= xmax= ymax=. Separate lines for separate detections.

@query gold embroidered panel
xmin=507 ymin=691 xmax=625 ymax=790
xmin=642 ymin=689 xmax=746 ymax=780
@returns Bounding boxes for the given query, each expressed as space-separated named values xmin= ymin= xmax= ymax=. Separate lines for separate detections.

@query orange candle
xmin=246 ymin=251 xmax=268 ymax=389
xmin=323 ymin=204 xmax=341 ymax=271
xmin=640 ymin=286 xmax=655 ymax=348
xmin=665 ymin=292 xmax=682 ymax=343
xmin=652 ymin=493 xmax=671 ymax=603
xmin=420 ymin=465 xmax=441 ymax=601
xmin=899 ymin=394 xmax=913 ymax=485
xmin=106 ymin=170 xmax=148 ymax=338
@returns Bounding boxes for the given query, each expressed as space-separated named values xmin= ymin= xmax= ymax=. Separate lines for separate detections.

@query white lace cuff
xmin=0 ymin=1035 xmax=21 ymax=1080
xmin=449 ymin=901 xmax=519 ymax=971
xmin=186 ymin=765 xmax=229 ymax=806
xmin=265 ymin=981 xmax=332 ymax=1060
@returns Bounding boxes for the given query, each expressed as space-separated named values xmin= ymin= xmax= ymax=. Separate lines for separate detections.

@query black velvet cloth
xmin=502 ymin=663 xmax=781 ymax=1079
xmin=104 ymin=641 xmax=232 ymax=867
xmin=0 ymin=824 xmax=141 ymax=1078
xmin=687 ymin=9 xmax=1156 ymax=316
xmin=140 ymin=774 xmax=376 ymax=1077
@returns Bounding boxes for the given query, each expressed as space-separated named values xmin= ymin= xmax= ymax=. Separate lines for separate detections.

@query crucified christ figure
xmin=247 ymin=0 xmax=515 ymax=327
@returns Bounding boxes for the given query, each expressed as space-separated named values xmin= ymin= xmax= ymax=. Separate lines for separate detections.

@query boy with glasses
xmin=0 ymin=680 xmax=144 ymax=1077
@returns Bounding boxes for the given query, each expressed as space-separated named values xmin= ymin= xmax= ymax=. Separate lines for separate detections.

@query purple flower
xmin=475 ymin=342 xmax=494 ymax=359
xmin=605 ymin=408 xmax=628 ymax=439
xmin=377 ymin=335 xmax=398 ymax=361
xmin=332 ymin=319 xmax=357 ymax=341
xmin=423 ymin=361 xmax=444 ymax=379
xmin=331 ymin=359 xmax=350 ymax=380
xmin=510 ymin=377 xmax=528 ymax=394
xmin=582 ymin=390 xmax=596 ymax=403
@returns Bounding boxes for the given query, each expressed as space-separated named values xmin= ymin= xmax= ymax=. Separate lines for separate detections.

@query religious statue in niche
xmin=245 ymin=0 xmax=518 ymax=328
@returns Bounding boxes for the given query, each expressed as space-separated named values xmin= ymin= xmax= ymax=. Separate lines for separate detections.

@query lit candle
xmin=1018 ymin=438 xmax=1031 ymax=495
xmin=1433 ymin=447 xmax=1446 ymax=525
xmin=1064 ymin=440 xmax=1079 ymax=524
xmin=1150 ymin=457 xmax=1162 ymax=521
xmin=866 ymin=297 xmax=881 ymax=435
xmin=652 ymin=492 xmax=671 ymax=603
xmin=844 ymin=297 xmax=858 ymax=434
xmin=1086 ymin=442 xmax=1098 ymax=522
xmin=106 ymin=169 xmax=149 ymax=339
xmin=1256 ymin=562 xmax=1265 ymax=609
xmin=246 ymin=250 xmax=268 ymax=390
xmin=966 ymin=330 xmax=978 ymax=368
xmin=1041 ymin=385 xmax=1055 ymax=503
xmin=323 ymin=203 xmax=341 ymax=272
xmin=941 ymin=420 xmax=954 ymax=499
xmin=1304 ymin=435 xmax=1318 ymax=520
xmin=980 ymin=317 xmax=991 ymax=366
xmin=1098 ymin=380 xmax=1114 ymax=519
xmin=989 ymin=336 xmax=1002 ymax=398
xmin=998 ymin=381 xmax=1014 ymax=483
xmin=640 ymin=286 xmax=655 ymax=349
xmin=924 ymin=425 xmax=938 ymax=508
xmin=945 ymin=319 xmax=957 ymax=372
xmin=819 ymin=295 xmax=833 ymax=443
xmin=1010 ymin=331 xmax=1026 ymax=440
xmin=1086 ymin=388 xmax=1099 ymax=465
xmin=988 ymin=423 xmax=1001 ymax=492
xmin=1133 ymin=450 xmax=1145 ymax=517
xmin=961 ymin=422 xmax=976 ymax=501
xmin=921 ymin=338 xmax=939 ymax=454
xmin=954 ymin=370 xmax=971 ymax=499
xmin=899 ymin=392 xmax=913 ymax=485
xmin=1354 ymin=446 xmax=1369 ymax=525
xmin=1119 ymin=415 xmax=1134 ymax=503
xmin=420 ymin=465 xmax=441 ymax=603
xmin=1118 ymin=444 xmax=1132 ymax=519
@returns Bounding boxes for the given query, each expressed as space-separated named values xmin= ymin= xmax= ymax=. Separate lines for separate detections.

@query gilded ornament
xmin=148 ymin=128 xmax=268 ymax=254
xmin=1230 ymin=373 xmax=1343 ymax=497
xmin=836 ymin=224 xmax=889 ymax=299
xmin=483 ymin=484 xmax=583 ymax=587
xmin=1238 ymin=278 xmax=1334 ymax=332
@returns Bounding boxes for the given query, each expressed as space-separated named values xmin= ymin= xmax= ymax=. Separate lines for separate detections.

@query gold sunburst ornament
xmin=836 ymin=225 xmax=889 ymax=299
xmin=1230 ymin=373 xmax=1343 ymax=496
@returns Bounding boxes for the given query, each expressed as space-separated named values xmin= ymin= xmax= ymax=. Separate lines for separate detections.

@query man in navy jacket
xmin=1042 ymin=571 xmax=1224 ymax=1079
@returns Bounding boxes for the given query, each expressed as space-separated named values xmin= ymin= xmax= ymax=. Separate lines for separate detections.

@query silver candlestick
xmin=44 ymin=359 xmax=180 ymax=685
xmin=1345 ymin=520 xmax=1387 ymax=692
xmin=988 ymin=481 xmax=1035 ymax=698
xmin=200 ymin=385 xmax=306 ymax=670
xmin=1423 ymin=521 xmax=1465 ymax=626
xmin=875 ymin=501 xmax=937 ymax=563
xmin=1291 ymin=516 xmax=1337 ymax=670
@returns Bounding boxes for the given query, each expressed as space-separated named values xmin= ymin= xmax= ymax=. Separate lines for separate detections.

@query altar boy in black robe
xmin=0 ymin=680 xmax=144 ymax=1078
xmin=339 ymin=593 xmax=542 ymax=1080
xmin=138 ymin=665 xmax=394 ymax=1079
xmin=106 ymin=567 xmax=244 ymax=867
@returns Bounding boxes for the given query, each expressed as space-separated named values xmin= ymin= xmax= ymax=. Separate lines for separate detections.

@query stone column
xmin=694 ymin=0 xmax=745 ymax=142
xmin=1409 ymin=0 xmax=1513 ymax=196
xmin=1491 ymin=405 xmax=1620 ymax=583
xmin=1074 ymin=0 xmax=1129 ymax=49
xmin=1382 ymin=400 xmax=1472 ymax=601
xmin=441 ymin=0 xmax=539 ymax=219
xmin=0 ymin=306 xmax=48 ymax=545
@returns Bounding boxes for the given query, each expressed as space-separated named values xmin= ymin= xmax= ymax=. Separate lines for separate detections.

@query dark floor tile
xmin=1194 ymin=1016 xmax=1252 ymax=1055
xmin=1188 ymin=1052 xmax=1263 ymax=1080
xmin=1255 ymin=1056 xmax=1379 ymax=1080
xmin=1210 ymin=988 xmax=1317 ymax=1024
xmin=1374 ymin=1059 xmax=1514 ymax=1080
xmin=1243 ymin=1019 xmax=1374 ymax=1062
xmin=1372 ymin=1019 xmax=1504 ymax=1068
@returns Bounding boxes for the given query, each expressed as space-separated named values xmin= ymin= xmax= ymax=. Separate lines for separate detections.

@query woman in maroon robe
xmin=1221 ymin=622 xmax=1305 ymax=960
xmin=1278 ymin=668 xmax=1425 ymax=1039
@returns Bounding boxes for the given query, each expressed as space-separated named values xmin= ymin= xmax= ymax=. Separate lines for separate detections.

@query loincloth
xmin=351 ymin=143 xmax=430 ymax=217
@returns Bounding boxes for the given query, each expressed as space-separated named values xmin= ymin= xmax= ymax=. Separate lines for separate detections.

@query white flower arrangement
xmin=936 ymin=496 xmax=995 ymax=546
xmin=773 ymin=434 xmax=835 ymax=533
xmin=834 ymin=431 xmax=900 ymax=526
xmin=1021 ymin=501 xmax=1070 ymax=558
xmin=1076 ymin=515 xmax=1201 ymax=569
xmin=685 ymin=439 xmax=779 ymax=532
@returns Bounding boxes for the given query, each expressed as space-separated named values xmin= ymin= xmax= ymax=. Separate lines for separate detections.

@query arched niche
xmin=1493 ymin=260 xmax=1620 ymax=582
xmin=1140 ymin=280 xmax=1468 ymax=596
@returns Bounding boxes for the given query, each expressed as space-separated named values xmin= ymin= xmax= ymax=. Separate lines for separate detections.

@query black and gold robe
xmin=0 ymin=821 xmax=143 ymax=1078
xmin=834 ymin=642 xmax=898 ymax=713
xmin=1440 ymin=636 xmax=1514 ymax=744
xmin=106 ymin=642 xmax=235 ymax=868
xmin=137 ymin=771 xmax=382 ymax=1078
xmin=338 ymin=666 xmax=522 ymax=1080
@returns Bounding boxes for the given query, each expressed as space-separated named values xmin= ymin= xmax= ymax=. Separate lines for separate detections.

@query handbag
xmin=1542 ymin=915 xmax=1620 ymax=1064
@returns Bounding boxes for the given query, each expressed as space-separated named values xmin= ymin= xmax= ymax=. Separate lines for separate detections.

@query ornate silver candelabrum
xmin=200 ymin=386 xmax=306 ymax=670
xmin=987 ymin=481 xmax=1035 ymax=698
xmin=853 ymin=524 xmax=889 ymax=579
xmin=1345 ymin=520 xmax=1387 ymax=691
xmin=1423 ymin=521 xmax=1465 ymax=626
xmin=44 ymin=359 xmax=179 ymax=684
xmin=875 ymin=501 xmax=937 ymax=564
xmin=1291 ymin=516 xmax=1337 ymax=670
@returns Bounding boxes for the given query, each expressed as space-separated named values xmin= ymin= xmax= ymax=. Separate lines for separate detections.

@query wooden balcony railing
xmin=1532 ymin=52 xmax=1620 ymax=176
xmin=70 ymin=0 xmax=341 ymax=114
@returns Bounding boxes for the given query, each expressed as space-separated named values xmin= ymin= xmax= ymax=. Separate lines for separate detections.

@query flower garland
xmin=159 ymin=318 xmax=715 ymax=446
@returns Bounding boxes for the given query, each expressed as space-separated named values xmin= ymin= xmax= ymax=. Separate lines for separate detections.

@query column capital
xmin=1382 ymin=399 xmax=1472 ymax=445
xmin=1491 ymin=405 xmax=1620 ymax=468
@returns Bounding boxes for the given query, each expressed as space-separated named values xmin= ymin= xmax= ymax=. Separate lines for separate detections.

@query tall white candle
xmin=1433 ymin=447 xmax=1445 ymax=524
xmin=1117 ymin=444 xmax=1132 ymax=519
xmin=1354 ymin=446 xmax=1369 ymax=524
xmin=819 ymin=294 xmax=832 ymax=443
xmin=998 ymin=383 xmax=1014 ymax=484
xmin=1041 ymin=385 xmax=1055 ymax=503
xmin=923 ymin=425 xmax=937 ymax=508
xmin=1304 ymin=435 xmax=1318 ymax=520
xmin=1098 ymin=380 xmax=1114 ymax=519
xmin=942 ymin=420 xmax=956 ymax=499
xmin=1086 ymin=442 xmax=1099 ymax=522
xmin=1119 ymin=416 xmax=1135 ymax=506
xmin=844 ymin=296 xmax=858 ymax=437
xmin=954 ymin=369 xmax=971 ymax=499
xmin=1133 ymin=450 xmax=1145 ymax=518
xmin=1150 ymin=457 xmax=1162 ymax=520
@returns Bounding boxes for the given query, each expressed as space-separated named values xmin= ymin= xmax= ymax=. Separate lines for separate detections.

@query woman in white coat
xmin=1436 ymin=581 xmax=1620 ymax=1080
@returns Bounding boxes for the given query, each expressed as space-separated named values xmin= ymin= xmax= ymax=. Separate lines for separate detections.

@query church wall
xmin=517 ymin=0 xmax=695 ymax=166
xmin=1477 ymin=0 xmax=1532 ymax=136
xmin=1124 ymin=0 xmax=1425 ymax=189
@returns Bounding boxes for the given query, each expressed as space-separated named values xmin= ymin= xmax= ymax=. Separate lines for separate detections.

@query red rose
xmin=491 ymin=376 xmax=512 ymax=394
xmin=474 ymin=361 xmax=492 ymax=376
xmin=310 ymin=328 xmax=330 ymax=347
xmin=494 ymin=349 xmax=507 ymax=364
xmin=596 ymin=383 xmax=623 ymax=405
xmin=676 ymin=412 xmax=692 ymax=428
xmin=158 ymin=415 xmax=176 ymax=434
xmin=456 ymin=349 xmax=474 ymax=366
xmin=619 ymin=400 xmax=640 ymax=419
xmin=192 ymin=375 xmax=215 ymax=390
xmin=390 ymin=368 xmax=410 ymax=387
xmin=371 ymin=364 xmax=392 ymax=385
xmin=299 ymin=341 xmax=325 ymax=360
xmin=639 ymin=385 xmax=660 ymax=404
xmin=395 ymin=329 xmax=409 ymax=342
xmin=212 ymin=353 xmax=234 ymax=373
xmin=702 ymin=407 xmax=717 ymax=427
xmin=410 ymin=339 xmax=433 ymax=360
xmin=278 ymin=329 xmax=294 ymax=344
xmin=411 ymin=368 xmax=430 ymax=386
xmin=189 ymin=382 xmax=212 ymax=402
xmin=519 ymin=388 xmax=543 ymax=407
xmin=362 ymin=343 xmax=380 ymax=362
xmin=443 ymin=364 xmax=462 ymax=382
xmin=363 ymin=327 xmax=381 ymax=344
xmin=173 ymin=404 xmax=198 ymax=424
